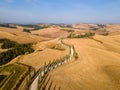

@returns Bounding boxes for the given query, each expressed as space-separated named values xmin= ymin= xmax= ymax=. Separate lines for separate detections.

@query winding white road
xmin=30 ymin=76 xmax=39 ymax=90
xmin=29 ymin=38 xmax=74 ymax=90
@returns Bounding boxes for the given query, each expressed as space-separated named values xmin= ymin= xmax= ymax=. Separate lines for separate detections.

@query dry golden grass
xmin=105 ymin=24 xmax=120 ymax=35
xmin=0 ymin=27 xmax=70 ymax=71
xmin=103 ymin=65 xmax=120 ymax=90
xmin=1 ymin=24 xmax=120 ymax=90
xmin=19 ymin=49 xmax=68 ymax=69
xmin=31 ymin=27 xmax=68 ymax=38
xmin=48 ymin=35 xmax=120 ymax=90
xmin=0 ymin=27 xmax=70 ymax=70
xmin=10 ymin=39 xmax=69 ymax=70
xmin=0 ymin=27 xmax=50 ymax=43
xmin=72 ymin=24 xmax=90 ymax=29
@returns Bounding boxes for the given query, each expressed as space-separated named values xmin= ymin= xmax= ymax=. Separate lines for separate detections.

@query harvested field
xmin=0 ymin=27 xmax=50 ymax=43
xmin=17 ymin=47 xmax=69 ymax=70
xmin=12 ymin=39 xmax=69 ymax=70
xmin=48 ymin=35 xmax=120 ymax=90
xmin=31 ymin=27 xmax=68 ymax=38
xmin=0 ymin=24 xmax=120 ymax=90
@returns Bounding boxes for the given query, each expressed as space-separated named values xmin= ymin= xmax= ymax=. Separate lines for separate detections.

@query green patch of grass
xmin=0 ymin=63 xmax=34 ymax=90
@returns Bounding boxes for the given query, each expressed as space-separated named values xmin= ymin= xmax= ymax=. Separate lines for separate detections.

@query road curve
xmin=29 ymin=38 xmax=75 ymax=90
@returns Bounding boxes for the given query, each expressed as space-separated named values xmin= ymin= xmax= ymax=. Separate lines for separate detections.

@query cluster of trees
xmin=20 ymin=24 xmax=48 ymax=30
xmin=58 ymin=24 xmax=72 ymax=28
xmin=0 ymin=39 xmax=18 ymax=49
xmin=23 ymin=29 xmax=31 ymax=33
xmin=0 ymin=24 xmax=16 ymax=28
xmin=91 ymin=28 xmax=99 ymax=31
xmin=34 ymin=26 xmax=48 ymax=30
xmin=0 ymin=39 xmax=34 ymax=65
xmin=97 ymin=24 xmax=106 ymax=28
xmin=68 ymin=32 xmax=95 ymax=38
xmin=20 ymin=24 xmax=39 ymax=28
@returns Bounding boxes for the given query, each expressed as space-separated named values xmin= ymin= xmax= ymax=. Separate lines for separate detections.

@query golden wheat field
xmin=1 ymin=0 xmax=120 ymax=89
xmin=0 ymin=24 xmax=120 ymax=90
xmin=10 ymin=38 xmax=69 ymax=70
xmin=0 ymin=27 xmax=51 ymax=43
xmin=48 ymin=34 xmax=120 ymax=90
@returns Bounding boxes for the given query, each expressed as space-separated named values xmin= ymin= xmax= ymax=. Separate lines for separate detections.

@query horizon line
xmin=1 ymin=22 xmax=120 ymax=25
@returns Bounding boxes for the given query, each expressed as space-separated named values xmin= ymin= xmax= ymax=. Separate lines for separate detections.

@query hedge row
xmin=67 ymin=32 xmax=95 ymax=38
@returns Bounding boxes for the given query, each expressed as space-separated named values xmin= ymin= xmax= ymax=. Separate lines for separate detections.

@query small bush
xmin=47 ymin=43 xmax=65 ymax=51
xmin=23 ymin=29 xmax=31 ymax=33
xmin=74 ymin=52 xmax=78 ymax=59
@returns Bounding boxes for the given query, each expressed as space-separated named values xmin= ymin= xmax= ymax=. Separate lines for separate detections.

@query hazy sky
xmin=0 ymin=0 xmax=120 ymax=24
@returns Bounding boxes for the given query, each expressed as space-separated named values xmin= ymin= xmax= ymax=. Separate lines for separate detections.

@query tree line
xmin=67 ymin=32 xmax=95 ymax=38
xmin=0 ymin=24 xmax=16 ymax=28
xmin=0 ymin=39 xmax=34 ymax=65
xmin=20 ymin=24 xmax=48 ymax=30
xmin=0 ymin=39 xmax=18 ymax=49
